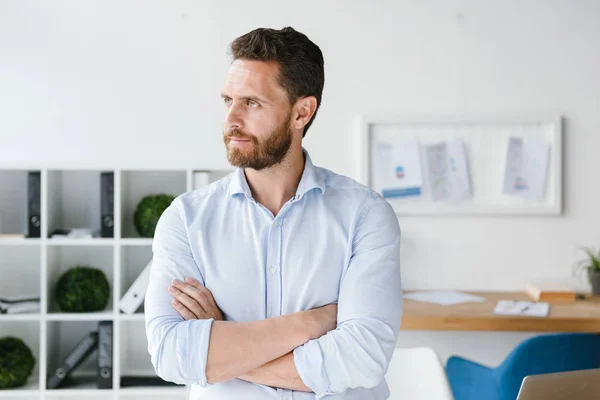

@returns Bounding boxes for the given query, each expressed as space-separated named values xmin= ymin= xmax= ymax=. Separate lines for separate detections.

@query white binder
xmin=119 ymin=259 xmax=152 ymax=314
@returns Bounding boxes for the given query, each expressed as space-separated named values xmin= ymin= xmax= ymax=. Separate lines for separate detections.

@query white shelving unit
xmin=0 ymin=168 xmax=232 ymax=399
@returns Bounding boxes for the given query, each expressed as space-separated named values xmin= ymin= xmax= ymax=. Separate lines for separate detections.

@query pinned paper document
xmin=372 ymin=139 xmax=423 ymax=199
xmin=503 ymin=137 xmax=550 ymax=201
xmin=423 ymin=139 xmax=472 ymax=203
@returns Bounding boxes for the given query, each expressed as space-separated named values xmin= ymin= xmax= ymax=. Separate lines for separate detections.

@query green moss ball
xmin=133 ymin=194 xmax=175 ymax=238
xmin=0 ymin=336 xmax=36 ymax=389
xmin=55 ymin=266 xmax=110 ymax=312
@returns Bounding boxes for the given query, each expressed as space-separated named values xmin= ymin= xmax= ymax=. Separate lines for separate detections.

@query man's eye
xmin=223 ymin=98 xmax=232 ymax=105
xmin=247 ymin=100 xmax=259 ymax=108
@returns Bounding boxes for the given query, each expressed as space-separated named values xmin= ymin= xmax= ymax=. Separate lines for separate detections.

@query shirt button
xmin=269 ymin=267 xmax=277 ymax=274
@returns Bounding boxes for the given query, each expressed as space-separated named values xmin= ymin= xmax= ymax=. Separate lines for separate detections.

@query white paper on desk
xmin=403 ymin=291 xmax=486 ymax=306
xmin=503 ymin=137 xmax=550 ymax=201
xmin=423 ymin=139 xmax=472 ymax=203
xmin=372 ymin=139 xmax=423 ymax=199
xmin=493 ymin=300 xmax=550 ymax=317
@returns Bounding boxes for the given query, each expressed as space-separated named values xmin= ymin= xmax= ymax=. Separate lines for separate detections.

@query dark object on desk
xmin=133 ymin=194 xmax=175 ymax=238
xmin=120 ymin=376 xmax=185 ymax=387
xmin=517 ymin=368 xmax=600 ymax=400
xmin=27 ymin=171 xmax=41 ymax=238
xmin=47 ymin=331 xmax=98 ymax=389
xmin=97 ymin=321 xmax=113 ymax=389
xmin=55 ymin=266 xmax=110 ymax=312
xmin=100 ymin=172 xmax=114 ymax=238
xmin=0 ymin=336 xmax=36 ymax=389
xmin=446 ymin=333 xmax=600 ymax=400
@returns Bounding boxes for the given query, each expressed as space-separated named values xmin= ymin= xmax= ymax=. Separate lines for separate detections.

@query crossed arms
xmin=144 ymin=196 xmax=402 ymax=396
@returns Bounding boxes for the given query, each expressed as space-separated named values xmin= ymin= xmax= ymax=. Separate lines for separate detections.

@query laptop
xmin=517 ymin=368 xmax=600 ymax=400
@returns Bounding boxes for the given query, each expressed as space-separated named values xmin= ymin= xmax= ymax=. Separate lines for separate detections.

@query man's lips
xmin=228 ymin=137 xmax=251 ymax=143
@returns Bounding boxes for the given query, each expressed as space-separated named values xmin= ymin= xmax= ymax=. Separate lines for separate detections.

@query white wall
xmin=2 ymin=0 xmax=600 ymax=368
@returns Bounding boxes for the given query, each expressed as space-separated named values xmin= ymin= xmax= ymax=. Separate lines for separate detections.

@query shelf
xmin=0 ymin=313 xmax=41 ymax=321
xmin=117 ymin=386 xmax=188 ymax=396
xmin=118 ymin=313 xmax=145 ymax=321
xmin=45 ymin=312 xmax=114 ymax=321
xmin=119 ymin=238 xmax=153 ymax=246
xmin=0 ymin=245 xmax=41 ymax=312
xmin=0 ymin=237 xmax=41 ymax=246
xmin=47 ymin=170 xmax=113 ymax=239
xmin=0 ymin=167 xmax=242 ymax=397
xmin=0 ymin=170 xmax=39 ymax=238
xmin=0 ymin=375 xmax=40 ymax=398
xmin=120 ymin=170 xmax=187 ymax=239
xmin=0 ymin=376 xmax=40 ymax=397
xmin=119 ymin=322 xmax=164 ymax=388
xmin=43 ymin=374 xmax=112 ymax=395
xmin=46 ymin=246 xmax=114 ymax=314
xmin=0 ymin=321 xmax=41 ymax=394
xmin=46 ymin=238 xmax=115 ymax=246
xmin=119 ymin=245 xmax=152 ymax=315
xmin=45 ymin=322 xmax=105 ymax=391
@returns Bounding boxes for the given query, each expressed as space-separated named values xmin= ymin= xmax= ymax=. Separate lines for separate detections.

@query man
xmin=145 ymin=26 xmax=402 ymax=399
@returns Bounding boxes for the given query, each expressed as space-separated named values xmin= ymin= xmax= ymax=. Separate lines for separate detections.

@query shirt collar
xmin=229 ymin=147 xmax=326 ymax=199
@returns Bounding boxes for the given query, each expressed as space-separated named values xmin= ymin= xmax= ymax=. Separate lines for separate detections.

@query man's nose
xmin=224 ymin=102 xmax=243 ymax=130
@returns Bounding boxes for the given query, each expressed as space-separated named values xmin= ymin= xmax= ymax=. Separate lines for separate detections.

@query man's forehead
xmin=223 ymin=59 xmax=282 ymax=97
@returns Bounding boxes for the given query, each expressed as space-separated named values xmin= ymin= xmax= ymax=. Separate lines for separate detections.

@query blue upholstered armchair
xmin=446 ymin=333 xmax=600 ymax=400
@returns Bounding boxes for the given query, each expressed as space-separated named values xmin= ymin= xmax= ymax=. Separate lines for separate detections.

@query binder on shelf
xmin=27 ymin=171 xmax=41 ymax=238
xmin=47 ymin=331 xmax=98 ymax=389
xmin=97 ymin=321 xmax=113 ymax=389
xmin=100 ymin=172 xmax=114 ymax=238
xmin=119 ymin=258 xmax=153 ymax=314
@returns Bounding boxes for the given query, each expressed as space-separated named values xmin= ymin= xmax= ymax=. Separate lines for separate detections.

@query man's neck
xmin=244 ymin=146 xmax=305 ymax=217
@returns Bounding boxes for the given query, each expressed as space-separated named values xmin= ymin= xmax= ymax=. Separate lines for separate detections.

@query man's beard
xmin=223 ymin=113 xmax=293 ymax=171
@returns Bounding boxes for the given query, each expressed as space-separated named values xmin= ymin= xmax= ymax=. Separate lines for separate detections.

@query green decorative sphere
xmin=55 ymin=266 xmax=110 ymax=312
xmin=133 ymin=194 xmax=175 ymax=238
xmin=0 ymin=336 xmax=36 ymax=389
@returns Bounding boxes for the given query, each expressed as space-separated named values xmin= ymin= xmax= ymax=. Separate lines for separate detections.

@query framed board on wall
xmin=358 ymin=114 xmax=563 ymax=216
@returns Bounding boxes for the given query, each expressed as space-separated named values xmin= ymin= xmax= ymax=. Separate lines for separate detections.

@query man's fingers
xmin=169 ymin=284 xmax=206 ymax=317
xmin=185 ymin=277 xmax=219 ymax=309
xmin=171 ymin=299 xmax=196 ymax=320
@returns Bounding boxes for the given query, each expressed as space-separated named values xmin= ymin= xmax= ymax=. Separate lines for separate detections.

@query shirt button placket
xmin=267 ymin=219 xmax=282 ymax=319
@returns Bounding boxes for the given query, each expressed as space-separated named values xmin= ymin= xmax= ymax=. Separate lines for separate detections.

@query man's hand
xmin=168 ymin=277 xmax=224 ymax=321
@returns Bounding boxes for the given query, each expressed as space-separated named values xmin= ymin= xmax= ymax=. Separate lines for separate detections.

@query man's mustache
xmin=225 ymin=130 xmax=255 ymax=141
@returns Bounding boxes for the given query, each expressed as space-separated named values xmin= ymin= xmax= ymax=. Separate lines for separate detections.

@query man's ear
xmin=293 ymin=96 xmax=317 ymax=131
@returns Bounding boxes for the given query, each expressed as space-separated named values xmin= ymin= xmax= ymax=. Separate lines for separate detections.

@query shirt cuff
xmin=293 ymin=340 xmax=334 ymax=397
xmin=178 ymin=318 xmax=215 ymax=387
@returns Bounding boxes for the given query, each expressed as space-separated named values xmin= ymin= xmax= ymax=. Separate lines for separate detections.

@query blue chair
xmin=446 ymin=333 xmax=600 ymax=400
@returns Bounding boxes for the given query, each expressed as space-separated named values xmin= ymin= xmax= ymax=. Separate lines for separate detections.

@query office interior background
xmin=1 ymin=1 xmax=600 ymax=399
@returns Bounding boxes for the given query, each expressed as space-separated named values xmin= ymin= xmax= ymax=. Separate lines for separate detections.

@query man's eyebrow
xmin=220 ymin=93 xmax=270 ymax=104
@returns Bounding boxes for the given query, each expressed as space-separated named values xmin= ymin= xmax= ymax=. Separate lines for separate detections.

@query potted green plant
xmin=574 ymin=246 xmax=600 ymax=296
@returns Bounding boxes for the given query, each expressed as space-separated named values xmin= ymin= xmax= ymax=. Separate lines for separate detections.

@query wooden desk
xmin=402 ymin=291 xmax=600 ymax=332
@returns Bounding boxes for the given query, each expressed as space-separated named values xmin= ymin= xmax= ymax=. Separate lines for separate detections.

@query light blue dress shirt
xmin=145 ymin=148 xmax=402 ymax=399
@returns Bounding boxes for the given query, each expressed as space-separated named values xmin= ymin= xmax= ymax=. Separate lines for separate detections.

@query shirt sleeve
xmin=293 ymin=194 xmax=402 ymax=397
xmin=144 ymin=197 xmax=215 ymax=387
